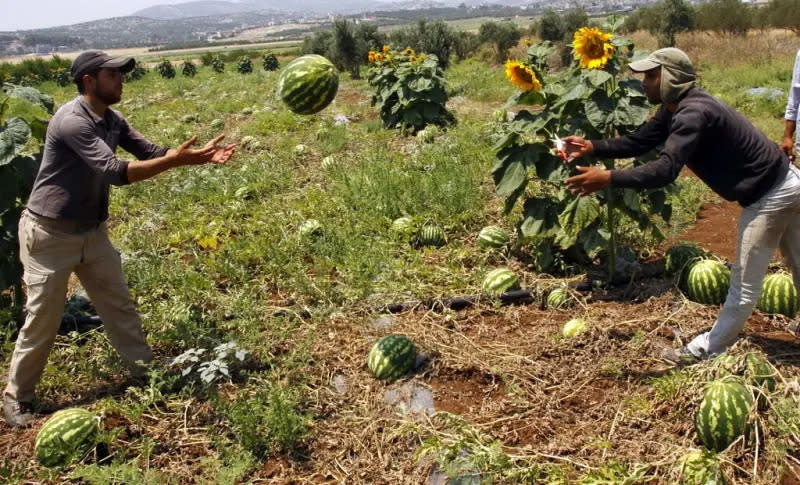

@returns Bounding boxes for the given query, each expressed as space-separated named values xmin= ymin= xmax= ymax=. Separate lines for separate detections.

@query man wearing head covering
xmin=3 ymin=51 xmax=237 ymax=427
xmin=562 ymin=47 xmax=800 ymax=366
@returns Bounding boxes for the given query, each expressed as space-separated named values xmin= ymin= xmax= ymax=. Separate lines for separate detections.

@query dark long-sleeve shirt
xmin=591 ymin=87 xmax=789 ymax=207
xmin=27 ymin=96 xmax=168 ymax=224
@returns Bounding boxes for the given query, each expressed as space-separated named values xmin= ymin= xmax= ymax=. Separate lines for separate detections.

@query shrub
xmin=181 ymin=60 xmax=197 ymax=77
xmin=156 ymin=60 xmax=176 ymax=79
xmin=236 ymin=56 xmax=253 ymax=74
xmin=262 ymin=53 xmax=279 ymax=71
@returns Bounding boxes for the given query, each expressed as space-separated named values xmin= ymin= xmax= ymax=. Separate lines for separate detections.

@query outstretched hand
xmin=171 ymin=135 xmax=237 ymax=166
xmin=565 ymin=165 xmax=611 ymax=196
xmin=561 ymin=136 xmax=594 ymax=161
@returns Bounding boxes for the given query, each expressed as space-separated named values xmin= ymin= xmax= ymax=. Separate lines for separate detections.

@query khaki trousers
xmin=688 ymin=164 xmax=800 ymax=356
xmin=4 ymin=210 xmax=152 ymax=403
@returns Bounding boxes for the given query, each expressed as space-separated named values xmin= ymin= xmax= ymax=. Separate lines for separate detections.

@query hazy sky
xmin=1 ymin=0 xmax=179 ymax=31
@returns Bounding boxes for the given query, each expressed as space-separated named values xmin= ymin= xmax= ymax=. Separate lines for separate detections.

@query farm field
xmin=2 ymin=29 xmax=800 ymax=484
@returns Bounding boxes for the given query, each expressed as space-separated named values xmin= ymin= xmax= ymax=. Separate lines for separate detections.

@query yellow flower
xmin=524 ymin=38 xmax=532 ymax=47
xmin=374 ymin=53 xmax=383 ymax=63
xmin=403 ymin=47 xmax=415 ymax=56
xmin=382 ymin=45 xmax=390 ymax=53
xmin=368 ymin=53 xmax=375 ymax=63
xmin=504 ymin=60 xmax=541 ymax=92
xmin=386 ymin=54 xmax=392 ymax=63
xmin=572 ymin=27 xmax=615 ymax=70
xmin=409 ymin=55 xmax=417 ymax=62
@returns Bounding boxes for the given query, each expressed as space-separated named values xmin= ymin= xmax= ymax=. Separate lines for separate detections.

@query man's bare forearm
xmin=126 ymin=150 xmax=181 ymax=183
xmin=785 ymin=119 xmax=797 ymax=140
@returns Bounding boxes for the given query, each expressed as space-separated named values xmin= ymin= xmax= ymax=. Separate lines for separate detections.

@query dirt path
xmin=678 ymin=198 xmax=740 ymax=262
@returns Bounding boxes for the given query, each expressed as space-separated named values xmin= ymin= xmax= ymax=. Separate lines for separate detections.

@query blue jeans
xmin=687 ymin=164 xmax=800 ymax=356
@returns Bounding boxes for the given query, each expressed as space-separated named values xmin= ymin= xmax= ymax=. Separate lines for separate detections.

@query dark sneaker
xmin=3 ymin=400 xmax=35 ymax=428
xmin=660 ymin=346 xmax=703 ymax=367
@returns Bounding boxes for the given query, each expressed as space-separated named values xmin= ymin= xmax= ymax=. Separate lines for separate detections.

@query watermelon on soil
xmin=547 ymin=287 xmax=572 ymax=310
xmin=665 ymin=244 xmax=706 ymax=291
xmin=35 ymin=408 xmax=100 ymax=468
xmin=686 ymin=259 xmax=730 ymax=305
xmin=562 ymin=318 xmax=587 ymax=338
xmin=477 ymin=226 xmax=509 ymax=250
xmin=483 ymin=268 xmax=520 ymax=296
xmin=367 ymin=334 xmax=417 ymax=381
xmin=694 ymin=379 xmax=753 ymax=452
xmin=757 ymin=272 xmax=799 ymax=318
xmin=277 ymin=55 xmax=339 ymax=115
xmin=416 ymin=223 xmax=446 ymax=247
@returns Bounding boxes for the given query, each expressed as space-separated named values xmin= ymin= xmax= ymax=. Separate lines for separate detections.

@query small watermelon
xmin=477 ymin=226 xmax=509 ymax=250
xmin=35 ymin=408 xmax=100 ymax=468
xmin=665 ymin=244 xmax=705 ymax=291
xmin=367 ymin=334 xmax=416 ymax=380
xmin=299 ymin=219 xmax=323 ymax=238
xmin=483 ymin=268 xmax=520 ymax=296
xmin=694 ymin=379 xmax=753 ymax=452
xmin=757 ymin=272 xmax=799 ymax=318
xmin=321 ymin=155 xmax=336 ymax=170
xmin=675 ymin=450 xmax=726 ymax=485
xmin=562 ymin=318 xmax=587 ymax=338
xmin=547 ymin=287 xmax=572 ymax=310
xmin=686 ymin=259 xmax=730 ymax=305
xmin=277 ymin=55 xmax=339 ymax=115
xmin=416 ymin=223 xmax=446 ymax=247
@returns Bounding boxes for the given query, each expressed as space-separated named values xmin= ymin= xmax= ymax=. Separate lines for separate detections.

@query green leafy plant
xmin=236 ymin=56 xmax=253 ymax=74
xmin=181 ymin=60 xmax=197 ymax=77
xmin=123 ymin=63 xmax=147 ymax=82
xmin=493 ymin=26 xmax=674 ymax=277
xmin=262 ymin=53 xmax=279 ymax=72
xmin=0 ymin=86 xmax=50 ymax=323
xmin=366 ymin=46 xmax=455 ymax=135
xmin=54 ymin=67 xmax=71 ymax=87
xmin=211 ymin=56 xmax=225 ymax=73
xmin=156 ymin=60 xmax=175 ymax=79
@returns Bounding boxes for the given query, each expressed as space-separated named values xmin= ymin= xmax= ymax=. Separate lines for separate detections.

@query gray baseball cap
xmin=628 ymin=47 xmax=695 ymax=76
xmin=70 ymin=50 xmax=136 ymax=81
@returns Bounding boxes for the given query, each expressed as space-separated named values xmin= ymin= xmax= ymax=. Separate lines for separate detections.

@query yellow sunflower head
xmin=368 ymin=53 xmax=375 ymax=63
xmin=504 ymin=60 xmax=542 ymax=92
xmin=573 ymin=27 xmax=615 ymax=70
xmin=524 ymin=38 xmax=532 ymax=47
xmin=386 ymin=54 xmax=392 ymax=62
xmin=382 ymin=45 xmax=390 ymax=53
xmin=403 ymin=47 xmax=415 ymax=56
xmin=374 ymin=52 xmax=384 ymax=63
xmin=409 ymin=55 xmax=417 ymax=62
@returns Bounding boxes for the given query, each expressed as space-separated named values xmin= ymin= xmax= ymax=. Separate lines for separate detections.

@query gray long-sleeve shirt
xmin=591 ymin=87 xmax=789 ymax=207
xmin=27 ymin=96 xmax=168 ymax=224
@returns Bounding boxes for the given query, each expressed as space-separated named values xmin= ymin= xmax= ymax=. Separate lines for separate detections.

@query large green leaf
xmin=557 ymin=196 xmax=601 ymax=248
xmin=580 ymin=223 xmax=610 ymax=259
xmin=535 ymin=151 xmax=567 ymax=183
xmin=3 ymin=84 xmax=54 ymax=113
xmin=11 ymin=155 xmax=39 ymax=195
xmin=520 ymin=197 xmax=561 ymax=240
xmin=512 ymin=89 xmax=546 ymax=106
xmin=29 ymin=118 xmax=48 ymax=143
xmin=494 ymin=158 xmax=527 ymax=197
xmin=0 ymin=117 xmax=31 ymax=166
xmin=622 ymin=188 xmax=641 ymax=213
xmin=584 ymin=91 xmax=614 ymax=133
xmin=612 ymin=97 xmax=650 ymax=130
xmin=585 ymin=70 xmax=613 ymax=88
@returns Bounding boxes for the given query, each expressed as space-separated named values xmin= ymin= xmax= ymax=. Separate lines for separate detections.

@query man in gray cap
xmin=3 ymin=51 xmax=236 ymax=427
xmin=562 ymin=47 xmax=800 ymax=366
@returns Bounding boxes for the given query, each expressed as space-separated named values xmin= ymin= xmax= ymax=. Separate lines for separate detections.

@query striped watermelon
xmin=368 ymin=334 xmax=416 ymax=380
xmin=757 ymin=272 xmax=798 ymax=318
xmin=665 ymin=244 xmax=705 ymax=290
xmin=477 ymin=226 xmax=509 ymax=250
xmin=35 ymin=408 xmax=99 ymax=467
xmin=676 ymin=450 xmax=724 ymax=485
xmin=694 ymin=379 xmax=753 ymax=452
xmin=547 ymin=287 xmax=572 ymax=310
xmin=416 ymin=223 xmax=446 ymax=247
xmin=277 ymin=55 xmax=339 ymax=115
xmin=483 ymin=268 xmax=520 ymax=296
xmin=562 ymin=318 xmax=587 ymax=338
xmin=686 ymin=259 xmax=730 ymax=305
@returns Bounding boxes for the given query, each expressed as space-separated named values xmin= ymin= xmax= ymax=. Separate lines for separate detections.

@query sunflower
xmin=368 ymin=52 xmax=375 ymax=63
xmin=386 ymin=54 xmax=392 ymax=63
xmin=374 ymin=53 xmax=384 ymax=63
xmin=504 ymin=60 xmax=541 ymax=92
xmin=572 ymin=27 xmax=615 ymax=70
xmin=524 ymin=38 xmax=532 ymax=47
xmin=403 ymin=47 xmax=415 ymax=56
xmin=382 ymin=45 xmax=390 ymax=53
xmin=409 ymin=55 xmax=417 ymax=62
